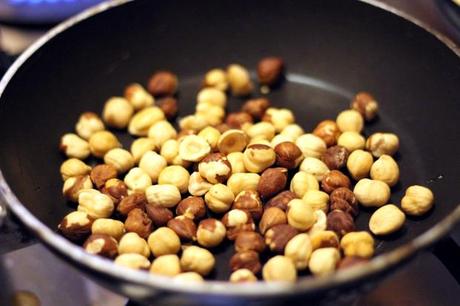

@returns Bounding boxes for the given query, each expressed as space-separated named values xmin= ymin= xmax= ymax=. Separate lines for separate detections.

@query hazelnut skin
xmin=326 ymin=210 xmax=355 ymax=237
xmin=257 ymin=167 xmax=288 ymax=201
xmin=274 ymin=142 xmax=303 ymax=169
xmin=229 ymin=251 xmax=262 ymax=274
xmin=257 ymin=56 xmax=284 ymax=86
xmin=321 ymin=145 xmax=349 ymax=170
xmin=321 ymin=170 xmax=351 ymax=194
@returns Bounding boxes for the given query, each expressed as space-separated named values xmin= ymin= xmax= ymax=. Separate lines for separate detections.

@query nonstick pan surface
xmin=0 ymin=0 xmax=459 ymax=303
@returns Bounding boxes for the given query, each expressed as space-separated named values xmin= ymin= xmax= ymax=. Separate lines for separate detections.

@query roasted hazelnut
xmin=310 ymin=230 xmax=340 ymax=250
xmin=354 ymin=178 xmax=390 ymax=207
xmin=124 ymin=208 xmax=153 ymax=239
xmin=241 ymin=98 xmax=268 ymax=119
xmin=401 ymin=185 xmax=434 ymax=216
xmin=131 ymin=137 xmax=157 ymax=164
xmin=203 ymin=68 xmax=228 ymax=91
xmin=124 ymin=167 xmax=152 ymax=192
xmin=230 ymin=251 xmax=261 ymax=274
xmin=118 ymin=232 xmax=150 ymax=258
xmin=11 ymin=290 xmax=41 ymax=306
xmin=173 ymin=272 xmax=204 ymax=283
xmin=177 ymin=129 xmax=196 ymax=141
xmin=369 ymin=204 xmax=405 ymax=235
xmin=102 ymin=97 xmax=134 ymax=129
xmin=83 ymin=234 xmax=118 ymax=258
xmin=336 ymin=109 xmax=364 ymax=133
xmin=128 ymin=106 xmax=165 ymax=136
xmin=366 ymin=132 xmax=399 ymax=157
xmin=58 ymin=211 xmax=93 ymax=242
xmin=262 ymin=255 xmax=297 ymax=282
xmin=271 ymin=134 xmax=294 ymax=148
xmin=257 ymin=56 xmax=284 ymax=86
xmin=179 ymin=114 xmax=208 ymax=132
xmin=91 ymin=218 xmax=125 ymax=241
xmin=351 ymin=92 xmax=379 ymax=121
xmin=233 ymin=190 xmax=263 ymax=220
xmin=88 ymin=131 xmax=121 ymax=158
xmin=259 ymin=207 xmax=287 ymax=234
xmin=302 ymin=190 xmax=330 ymax=213
xmin=265 ymin=224 xmax=299 ymax=253
xmin=101 ymin=178 xmax=128 ymax=205
xmin=329 ymin=187 xmax=358 ymax=217
xmin=158 ymin=165 xmax=190 ymax=194
xmin=114 ymin=253 xmax=150 ymax=270
xmin=280 ymin=124 xmax=304 ymax=140
xmin=148 ymin=227 xmax=181 ymax=257
xmin=370 ymin=154 xmax=400 ymax=187
xmin=150 ymin=254 xmax=181 ymax=276
xmin=321 ymin=145 xmax=349 ymax=170
xmin=59 ymin=133 xmax=90 ymax=160
xmin=340 ymin=231 xmax=374 ymax=258
xmin=124 ymin=83 xmax=154 ymax=111
xmin=337 ymin=131 xmax=366 ymax=152
xmin=326 ymin=210 xmax=355 ymax=237
xmin=62 ymin=175 xmax=93 ymax=202
xmin=321 ymin=170 xmax=351 ymax=194
xmin=299 ymin=157 xmax=330 ymax=181
xmin=196 ymin=103 xmax=225 ymax=126
xmin=196 ymin=218 xmax=227 ymax=248
xmin=217 ymin=129 xmax=248 ymax=155
xmin=265 ymin=190 xmax=296 ymax=211
xmin=295 ymin=133 xmax=327 ymax=159
xmin=90 ymin=164 xmax=117 ymax=189
xmin=313 ymin=120 xmax=341 ymax=147
xmin=346 ymin=149 xmax=373 ymax=180
xmin=187 ymin=171 xmax=213 ymax=196
xmin=290 ymin=171 xmax=319 ymax=198
xmin=176 ymin=196 xmax=206 ymax=221
xmin=243 ymin=144 xmax=276 ymax=173
xmin=337 ymin=256 xmax=369 ymax=270
xmin=148 ymin=120 xmax=177 ymax=148
xmin=308 ymin=247 xmax=340 ymax=276
xmin=197 ymin=87 xmax=227 ymax=107
xmin=198 ymin=153 xmax=232 ymax=184
xmin=274 ymin=142 xmax=303 ymax=169
xmin=197 ymin=126 xmax=221 ymax=151
xmin=60 ymin=158 xmax=92 ymax=181
xmin=262 ymin=108 xmax=295 ymax=132
xmin=227 ymin=64 xmax=254 ymax=96
xmin=257 ymin=167 xmax=288 ymax=200
xmin=230 ymin=269 xmax=257 ymax=283
xmin=145 ymin=204 xmax=173 ymax=227
xmin=287 ymin=199 xmax=317 ymax=231
xmin=167 ymin=216 xmax=197 ymax=241
xmin=308 ymin=210 xmax=328 ymax=236
xmin=77 ymin=189 xmax=114 ymax=219
xmin=226 ymin=112 xmax=253 ymax=129
xmin=180 ymin=245 xmax=215 ymax=276
xmin=157 ymin=97 xmax=178 ymax=120
xmin=179 ymin=135 xmax=211 ymax=162
xmin=222 ymin=209 xmax=255 ymax=240
xmin=161 ymin=139 xmax=188 ymax=166
xmin=246 ymin=122 xmax=276 ymax=141
xmin=147 ymin=71 xmax=178 ymax=97
xmin=235 ymin=231 xmax=265 ymax=253
xmin=214 ymin=123 xmax=231 ymax=134
xmin=205 ymin=183 xmax=235 ymax=213
xmin=117 ymin=192 xmax=148 ymax=216
xmin=284 ymin=233 xmax=312 ymax=270
xmin=226 ymin=173 xmax=261 ymax=196
xmin=75 ymin=112 xmax=105 ymax=140
xmin=145 ymin=184 xmax=181 ymax=208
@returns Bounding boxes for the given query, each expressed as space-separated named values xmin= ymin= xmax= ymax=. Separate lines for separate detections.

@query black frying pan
xmin=0 ymin=0 xmax=459 ymax=305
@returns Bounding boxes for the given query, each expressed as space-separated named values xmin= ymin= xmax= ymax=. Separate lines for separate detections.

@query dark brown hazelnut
xmin=63 ymin=175 xmax=92 ymax=202
xmin=337 ymin=256 xmax=369 ymax=270
xmin=213 ymin=123 xmax=231 ymax=134
xmin=124 ymin=208 xmax=153 ymax=239
xmin=321 ymin=170 xmax=351 ymax=194
xmin=225 ymin=112 xmax=253 ymax=129
xmin=176 ymin=196 xmax=206 ymax=221
xmin=232 ymin=190 xmax=263 ymax=221
xmin=313 ymin=120 xmax=341 ymax=147
xmin=235 ymin=231 xmax=265 ymax=253
xmin=241 ymin=98 xmax=270 ymax=120
xmin=145 ymin=204 xmax=173 ymax=227
xmin=222 ymin=209 xmax=255 ymax=240
xmin=350 ymin=92 xmax=378 ymax=121
xmin=58 ymin=211 xmax=93 ymax=242
xmin=274 ymin=142 xmax=303 ymax=169
xmin=147 ymin=71 xmax=178 ymax=97
xmin=90 ymin=164 xmax=117 ymax=189
xmin=259 ymin=207 xmax=287 ymax=234
xmin=101 ymin=178 xmax=128 ymax=205
xmin=157 ymin=97 xmax=178 ymax=120
xmin=83 ymin=234 xmax=118 ymax=259
xmin=229 ymin=251 xmax=261 ymax=274
xmin=257 ymin=57 xmax=284 ymax=86
xmin=257 ymin=167 xmax=288 ymax=200
xmin=167 ymin=216 xmax=197 ymax=241
xmin=265 ymin=190 xmax=296 ymax=211
xmin=117 ymin=192 xmax=148 ymax=216
xmin=330 ymin=187 xmax=359 ymax=217
xmin=326 ymin=210 xmax=355 ymax=237
xmin=265 ymin=224 xmax=298 ymax=253
xmin=321 ymin=145 xmax=349 ymax=170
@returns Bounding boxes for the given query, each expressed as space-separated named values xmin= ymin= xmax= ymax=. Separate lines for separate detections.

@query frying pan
xmin=0 ymin=0 xmax=459 ymax=305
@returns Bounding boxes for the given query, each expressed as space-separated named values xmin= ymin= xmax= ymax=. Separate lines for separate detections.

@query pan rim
xmin=0 ymin=0 xmax=459 ymax=297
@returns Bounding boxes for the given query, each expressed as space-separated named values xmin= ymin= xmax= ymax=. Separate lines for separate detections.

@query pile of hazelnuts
xmin=57 ymin=56 xmax=435 ymax=283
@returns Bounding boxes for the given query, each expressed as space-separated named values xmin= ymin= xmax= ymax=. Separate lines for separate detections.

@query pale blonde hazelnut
xmin=295 ymin=133 xmax=327 ymax=159
xmin=369 ymin=204 xmax=405 ymax=235
xmin=188 ymin=172 xmax=213 ymax=196
xmin=179 ymin=135 xmax=211 ymax=162
xmin=302 ymin=190 xmax=329 ymax=213
xmin=227 ymin=64 xmax=253 ymax=96
xmin=353 ymin=178 xmax=390 ymax=207
xmin=243 ymin=144 xmax=276 ymax=173
xmin=346 ymin=149 xmax=373 ymax=180
xmin=287 ymin=199 xmax=316 ymax=231
xmin=124 ymin=83 xmax=154 ymax=111
xmin=401 ymin=185 xmax=434 ymax=216
xmin=77 ymin=189 xmax=114 ymax=219
xmin=102 ymin=97 xmax=134 ymax=129
xmin=92 ymin=218 xmax=125 ymax=240
xmin=179 ymin=114 xmax=208 ymax=132
xmin=103 ymin=148 xmax=134 ymax=174
xmin=124 ymin=167 xmax=152 ymax=192
xmin=197 ymin=126 xmax=221 ymax=151
xmin=145 ymin=184 xmax=181 ymax=208
xmin=203 ymin=68 xmax=228 ymax=91
xmin=290 ymin=171 xmax=319 ymax=198
xmin=60 ymin=133 xmax=90 ymax=159
xmin=62 ymin=175 xmax=93 ymax=202
xmin=150 ymin=255 xmax=181 ymax=276
xmin=336 ymin=109 xmax=364 ymax=133
xmin=148 ymin=227 xmax=181 ymax=257
xmin=138 ymin=151 xmax=167 ymax=183
xmin=340 ymin=231 xmax=374 ymax=258
xmin=280 ymin=124 xmax=305 ymax=141
xmin=230 ymin=269 xmax=257 ymax=282
xmin=262 ymin=255 xmax=297 ymax=282
xmin=248 ymin=138 xmax=271 ymax=147
xmin=284 ymin=233 xmax=313 ymax=270
xmin=204 ymin=184 xmax=235 ymax=213
xmin=370 ymin=155 xmax=399 ymax=187
xmin=75 ymin=112 xmax=105 ymax=140
xmin=148 ymin=120 xmax=177 ymax=147
xmin=158 ymin=165 xmax=190 ymax=193
xmin=60 ymin=158 xmax=91 ymax=181
xmin=227 ymin=173 xmax=260 ymax=196
xmin=196 ymin=218 xmax=227 ymax=248
xmin=227 ymin=152 xmax=246 ymax=173
xmin=217 ymin=129 xmax=248 ymax=155
xmin=180 ymin=245 xmax=215 ymax=276
xmin=308 ymin=247 xmax=340 ymax=276
xmin=160 ymin=139 xmax=180 ymax=164
xmin=307 ymin=210 xmax=327 ymax=236
xmin=131 ymin=137 xmax=157 ymax=164
xmin=88 ymin=131 xmax=121 ymax=158
xmin=118 ymin=232 xmax=150 ymax=257
xmin=114 ymin=253 xmax=150 ymax=270
xmin=299 ymin=157 xmax=330 ymax=181
xmin=197 ymin=87 xmax=227 ymax=107
xmin=337 ymin=131 xmax=366 ymax=152
xmin=264 ymin=108 xmax=295 ymax=132
xmin=270 ymin=134 xmax=294 ymax=148
xmin=195 ymin=103 xmax=225 ymax=126
xmin=246 ymin=122 xmax=275 ymax=141
xmin=173 ymin=272 xmax=204 ymax=283
xmin=128 ymin=106 xmax=165 ymax=136
xmin=366 ymin=132 xmax=399 ymax=157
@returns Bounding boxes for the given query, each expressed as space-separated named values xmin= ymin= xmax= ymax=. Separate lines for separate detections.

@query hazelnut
xmin=308 ymin=247 xmax=340 ymax=276
xmin=295 ymin=134 xmax=327 ymax=159
xmin=117 ymin=192 xmax=148 ymax=216
xmin=147 ymin=71 xmax=178 ymax=97
xmin=148 ymin=120 xmax=177 ymax=147
xmin=346 ymin=149 xmax=373 ymax=180
xmin=310 ymin=230 xmax=340 ymax=250
xmin=329 ymin=187 xmax=358 ymax=217
xmin=262 ymin=255 xmax=297 ymax=282
xmin=313 ymin=120 xmax=341 ymax=147
xmin=263 ymin=108 xmax=294 ymax=133
xmin=274 ymin=142 xmax=303 ymax=169
xmin=354 ymin=178 xmax=390 ymax=207
xmin=180 ymin=245 xmax=215 ymax=276
xmin=145 ymin=204 xmax=173 ymax=227
xmin=198 ymin=153 xmax=232 ymax=184
xmin=243 ymin=144 xmax=276 ymax=173
xmin=173 ymin=272 xmax=204 ymax=283
xmin=337 ymin=131 xmax=366 ymax=152
xmin=187 ymin=171 xmax=213 ymax=196
xmin=226 ymin=152 xmax=246 ymax=174
xmin=226 ymin=173 xmax=260 ymax=196
xmin=257 ymin=167 xmax=288 ymax=200
xmin=124 ymin=167 xmax=152 ymax=192
xmin=235 ymin=231 xmax=265 ymax=253
xmin=229 ymin=251 xmax=261 ymax=274
xmin=118 ymin=232 xmax=150 ymax=258
xmin=257 ymin=56 xmax=284 ymax=86
xmin=128 ymin=106 xmax=165 ymax=136
xmin=284 ymin=233 xmax=312 ymax=270
xmin=321 ymin=145 xmax=349 ymax=170
xmin=340 ymin=231 xmax=374 ymax=258
xmin=225 ymin=112 xmax=253 ymax=129
xmin=302 ymin=190 xmax=330 ymax=213
xmin=222 ymin=209 xmax=255 ymax=240
xmin=204 ymin=183 xmax=235 ymax=213
xmin=157 ymin=97 xmax=178 ymax=120
xmin=370 ymin=154 xmax=400 ymax=187
xmin=176 ymin=196 xmax=206 ymax=221
xmin=217 ymin=129 xmax=248 ymax=155
xmin=59 ymin=133 xmax=90 ymax=159
xmin=401 ymin=185 xmax=434 ymax=216
xmin=103 ymin=148 xmax=134 ymax=174
xmin=145 ymin=184 xmax=181 ymax=208
xmin=114 ymin=253 xmax=150 ymax=270
xmin=88 ymin=131 xmax=121 ymax=158
xmin=197 ymin=87 xmax=227 ymax=108
xmin=138 ymin=151 xmax=167 ymax=183
xmin=91 ymin=218 xmax=125 ymax=240
xmin=326 ymin=210 xmax=355 ymax=237
xmin=230 ymin=269 xmax=257 ymax=283
xmin=102 ymin=97 xmax=134 ymax=129
xmin=167 ymin=216 xmax=197 ymax=241
xmin=58 ymin=211 xmax=93 ymax=242
xmin=369 ymin=204 xmax=405 ymax=235
xmin=336 ymin=109 xmax=364 ymax=133
xmin=130 ymin=137 xmax=157 ymax=164
xmin=265 ymin=224 xmax=299 ymax=253
xmin=287 ymin=199 xmax=317 ymax=231
xmin=60 ymin=158 xmax=91 ymax=181
xmin=160 ymin=139 xmax=186 ymax=166
xmin=259 ymin=207 xmax=287 ymax=234
xmin=337 ymin=256 xmax=369 ymax=270
xmin=196 ymin=104 xmax=225 ymax=126
xmin=75 ymin=112 xmax=105 ymax=140
xmin=299 ymin=157 xmax=330 ymax=181
xmin=11 ymin=290 xmax=41 ymax=306
xmin=280 ymin=124 xmax=304 ymax=141
xmin=307 ymin=210 xmax=328 ymax=236
xmin=265 ymin=191 xmax=296 ymax=211
xmin=214 ymin=123 xmax=231 ymax=134
xmin=179 ymin=114 xmax=208 ymax=132
xmin=246 ymin=122 xmax=276 ymax=141
xmin=158 ymin=165 xmax=190 ymax=194
xmin=124 ymin=208 xmax=153 ymax=239
xmin=150 ymin=254 xmax=181 ymax=276
xmin=321 ymin=170 xmax=351 ymax=194
xmin=248 ymin=138 xmax=271 ymax=147
xmin=290 ymin=171 xmax=319 ymax=198
xmin=227 ymin=64 xmax=253 ymax=96
xmin=271 ymin=134 xmax=294 ymax=148
xmin=242 ymin=98 xmax=270 ymax=120
xmin=148 ymin=227 xmax=181 ymax=257
xmin=197 ymin=126 xmax=221 ymax=151
xmin=196 ymin=218 xmax=227 ymax=248
xmin=233 ymin=190 xmax=263 ymax=220
xmin=203 ymin=68 xmax=228 ymax=91
xmin=90 ymin=164 xmax=117 ymax=189
xmin=366 ymin=132 xmax=399 ymax=157
xmin=101 ymin=178 xmax=128 ymax=205
xmin=77 ymin=189 xmax=114 ymax=219
xmin=124 ymin=83 xmax=154 ymax=111
xmin=350 ymin=92 xmax=379 ymax=121
xmin=83 ymin=234 xmax=118 ymax=258
xmin=62 ymin=175 xmax=93 ymax=202
xmin=179 ymin=135 xmax=211 ymax=162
